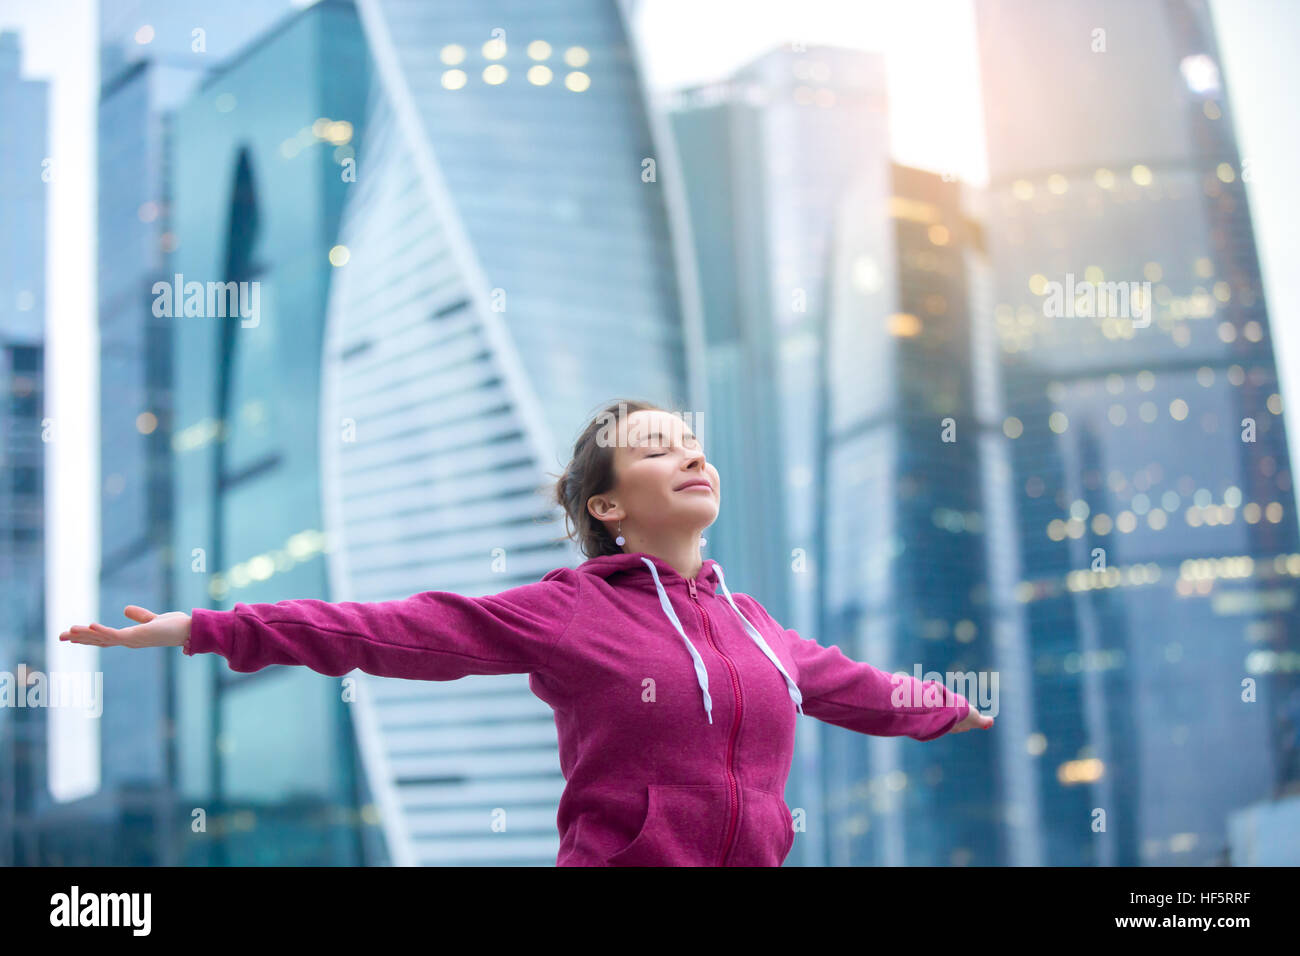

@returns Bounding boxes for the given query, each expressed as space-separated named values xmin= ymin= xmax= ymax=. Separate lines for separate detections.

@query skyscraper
xmin=666 ymin=45 xmax=894 ymax=864
xmin=168 ymin=0 xmax=377 ymax=864
xmin=316 ymin=0 xmax=702 ymax=865
xmin=84 ymin=0 xmax=303 ymax=865
xmin=975 ymin=0 xmax=1300 ymax=865
xmin=821 ymin=162 xmax=1003 ymax=865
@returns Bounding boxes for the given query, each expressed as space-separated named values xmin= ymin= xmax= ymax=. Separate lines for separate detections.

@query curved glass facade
xmin=318 ymin=0 xmax=696 ymax=865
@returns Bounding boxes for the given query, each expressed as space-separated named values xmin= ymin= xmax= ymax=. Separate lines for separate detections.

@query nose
xmin=678 ymin=446 xmax=716 ymax=492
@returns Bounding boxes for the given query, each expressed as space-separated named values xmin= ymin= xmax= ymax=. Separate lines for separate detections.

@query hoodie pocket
xmin=606 ymin=784 xmax=730 ymax=866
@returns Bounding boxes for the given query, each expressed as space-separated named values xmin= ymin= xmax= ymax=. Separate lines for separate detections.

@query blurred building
xmin=820 ymin=162 xmax=1008 ymax=865
xmin=0 ymin=30 xmax=49 ymax=866
xmin=91 ymin=0 xmax=301 ymax=865
xmin=664 ymin=46 xmax=1008 ymax=866
xmin=975 ymin=0 xmax=1300 ymax=864
xmin=1227 ymin=785 xmax=1300 ymax=864
xmin=167 ymin=0 xmax=379 ymax=864
xmin=667 ymin=45 xmax=897 ymax=865
xmin=317 ymin=0 xmax=703 ymax=864
xmin=101 ymin=0 xmax=298 ymax=109
xmin=0 ymin=0 xmax=315 ymax=865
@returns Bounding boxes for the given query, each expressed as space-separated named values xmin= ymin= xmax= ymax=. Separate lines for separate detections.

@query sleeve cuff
xmin=184 ymin=607 xmax=229 ymax=659
xmin=932 ymin=690 xmax=971 ymax=739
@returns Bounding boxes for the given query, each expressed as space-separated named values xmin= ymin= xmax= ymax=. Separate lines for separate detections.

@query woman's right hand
xmin=60 ymin=605 xmax=191 ymax=649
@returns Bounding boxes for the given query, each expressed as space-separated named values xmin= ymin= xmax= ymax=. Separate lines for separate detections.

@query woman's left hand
xmin=949 ymin=703 xmax=994 ymax=733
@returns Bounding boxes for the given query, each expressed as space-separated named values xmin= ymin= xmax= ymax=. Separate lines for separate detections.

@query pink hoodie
xmin=185 ymin=550 xmax=970 ymax=866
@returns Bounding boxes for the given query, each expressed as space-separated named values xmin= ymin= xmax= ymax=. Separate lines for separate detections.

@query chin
xmin=692 ymin=502 xmax=720 ymax=522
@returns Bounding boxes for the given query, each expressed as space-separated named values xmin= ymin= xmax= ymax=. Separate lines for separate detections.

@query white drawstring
xmin=639 ymin=556 xmax=804 ymax=723
xmin=640 ymin=557 xmax=713 ymax=724
xmin=712 ymin=564 xmax=804 ymax=716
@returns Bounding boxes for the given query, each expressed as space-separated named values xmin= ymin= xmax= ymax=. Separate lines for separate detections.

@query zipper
xmin=688 ymin=576 xmax=743 ymax=866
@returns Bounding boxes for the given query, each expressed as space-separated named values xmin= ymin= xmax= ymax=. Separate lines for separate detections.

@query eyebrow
xmin=639 ymin=429 xmax=699 ymax=444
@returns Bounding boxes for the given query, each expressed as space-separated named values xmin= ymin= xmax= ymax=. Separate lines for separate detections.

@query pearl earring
xmin=700 ymin=536 xmax=707 ymax=547
xmin=615 ymin=520 xmax=625 ymax=547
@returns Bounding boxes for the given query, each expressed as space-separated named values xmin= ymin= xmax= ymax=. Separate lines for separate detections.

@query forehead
xmin=622 ymin=410 xmax=695 ymax=445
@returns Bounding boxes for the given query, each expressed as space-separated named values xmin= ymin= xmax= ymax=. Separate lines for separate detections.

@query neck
xmin=622 ymin=530 xmax=703 ymax=582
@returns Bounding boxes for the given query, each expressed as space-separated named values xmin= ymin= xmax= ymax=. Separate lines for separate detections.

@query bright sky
xmin=633 ymin=0 xmax=989 ymax=183
xmin=1 ymin=0 xmax=1296 ymax=803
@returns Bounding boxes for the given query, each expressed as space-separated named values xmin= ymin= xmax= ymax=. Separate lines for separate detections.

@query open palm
xmin=59 ymin=605 xmax=191 ymax=649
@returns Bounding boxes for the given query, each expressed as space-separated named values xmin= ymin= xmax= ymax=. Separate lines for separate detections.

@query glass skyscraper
xmin=667 ymin=45 xmax=899 ymax=865
xmin=975 ymin=0 xmax=1300 ymax=865
xmin=94 ymin=0 xmax=300 ymax=865
xmin=168 ymin=0 xmax=379 ymax=864
xmin=820 ymin=162 xmax=1002 ymax=865
xmin=317 ymin=0 xmax=701 ymax=865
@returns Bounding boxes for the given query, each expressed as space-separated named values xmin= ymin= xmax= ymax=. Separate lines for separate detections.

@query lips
xmin=675 ymin=480 xmax=713 ymax=492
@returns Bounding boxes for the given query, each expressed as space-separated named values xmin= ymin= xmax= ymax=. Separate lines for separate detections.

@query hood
xmin=554 ymin=551 xmax=803 ymax=725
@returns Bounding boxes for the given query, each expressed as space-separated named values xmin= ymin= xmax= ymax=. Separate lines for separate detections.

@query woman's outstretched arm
xmin=781 ymin=628 xmax=979 ymax=740
xmin=60 ymin=567 xmax=582 ymax=681
xmin=729 ymin=592 xmax=991 ymax=740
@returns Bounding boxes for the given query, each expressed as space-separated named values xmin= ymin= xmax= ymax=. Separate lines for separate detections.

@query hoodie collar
xmin=572 ymin=550 xmax=803 ymax=725
xmin=577 ymin=551 xmax=720 ymax=596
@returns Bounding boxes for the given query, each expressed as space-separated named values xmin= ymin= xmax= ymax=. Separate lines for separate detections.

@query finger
xmin=124 ymin=605 xmax=157 ymax=623
xmin=93 ymin=621 xmax=156 ymax=645
xmin=62 ymin=633 xmax=107 ymax=646
xmin=88 ymin=623 xmax=132 ymax=643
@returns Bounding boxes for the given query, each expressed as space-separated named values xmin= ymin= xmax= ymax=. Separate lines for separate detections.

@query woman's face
xmin=590 ymin=409 xmax=721 ymax=535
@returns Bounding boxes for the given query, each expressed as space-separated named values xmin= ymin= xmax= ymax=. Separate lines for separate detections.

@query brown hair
xmin=549 ymin=398 xmax=680 ymax=558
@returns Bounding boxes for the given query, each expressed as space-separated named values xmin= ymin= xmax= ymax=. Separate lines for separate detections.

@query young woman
xmin=62 ymin=398 xmax=993 ymax=866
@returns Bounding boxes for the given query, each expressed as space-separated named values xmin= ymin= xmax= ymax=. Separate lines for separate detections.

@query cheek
xmin=633 ymin=463 xmax=672 ymax=496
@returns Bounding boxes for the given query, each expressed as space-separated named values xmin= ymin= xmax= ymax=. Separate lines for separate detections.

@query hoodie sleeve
xmin=731 ymin=593 xmax=968 ymax=741
xmin=783 ymin=629 xmax=970 ymax=741
xmin=182 ymin=567 xmax=581 ymax=680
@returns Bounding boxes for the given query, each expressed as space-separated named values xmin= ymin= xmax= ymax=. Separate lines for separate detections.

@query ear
xmin=586 ymin=494 xmax=622 ymax=524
